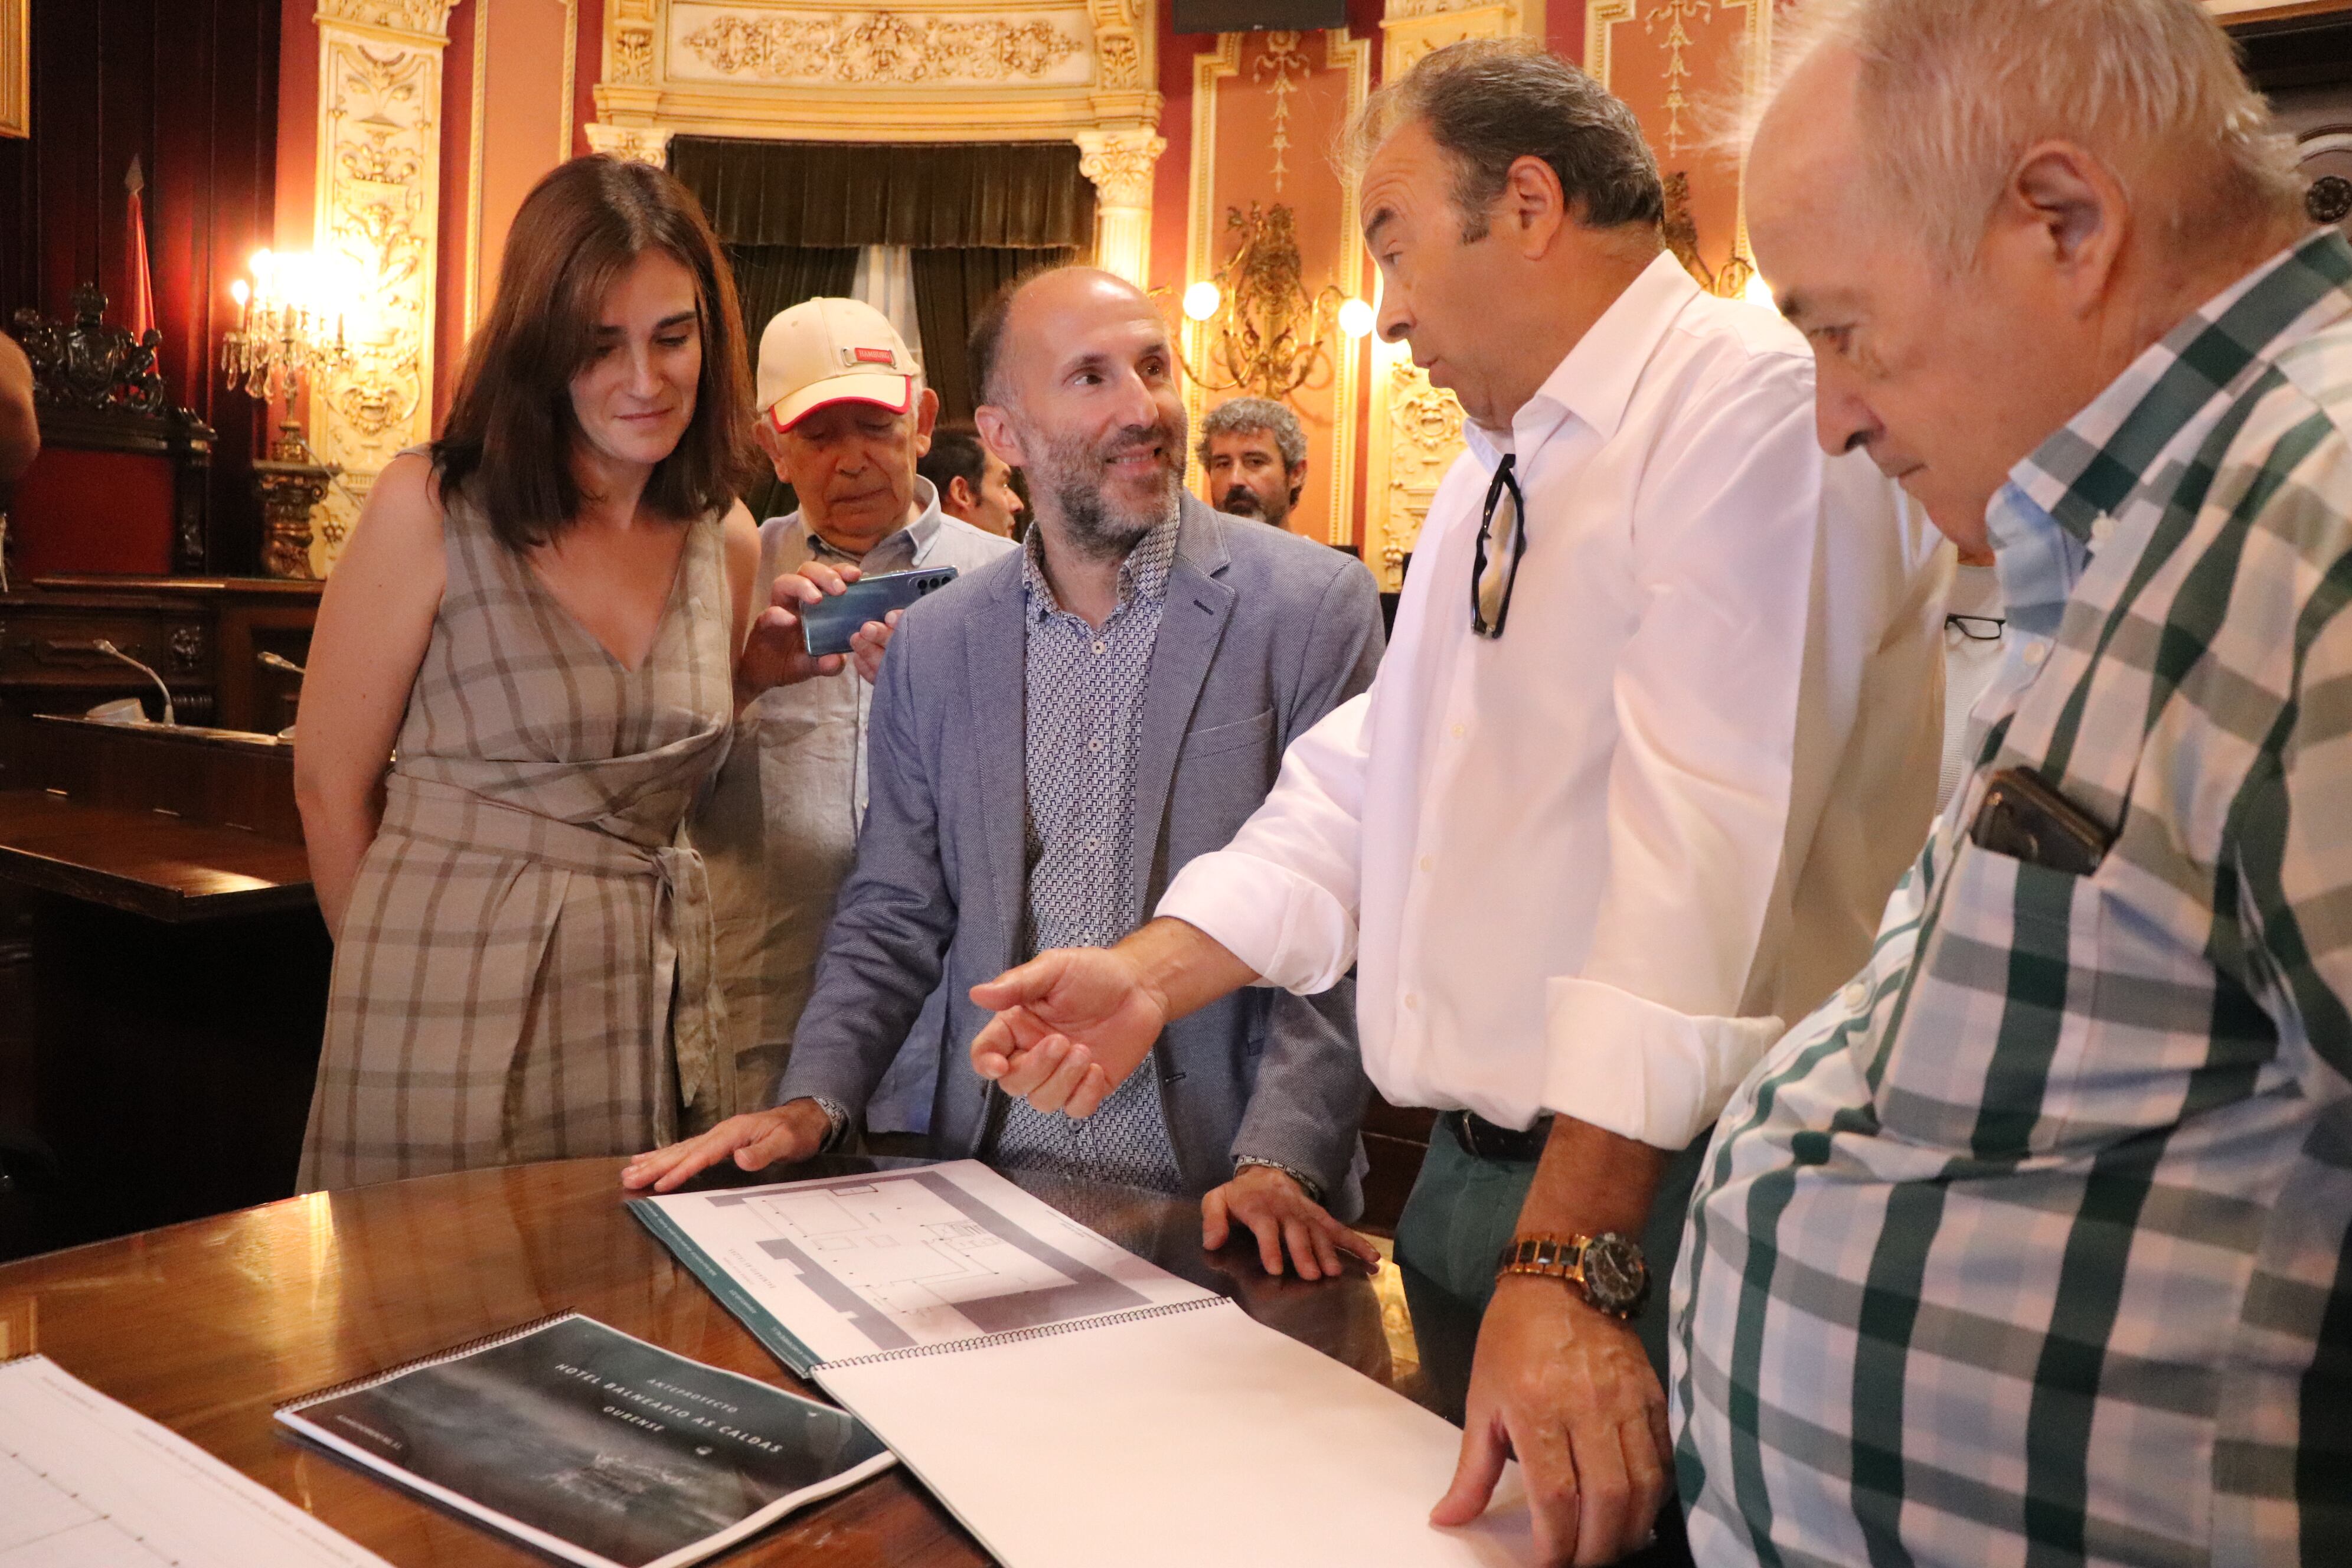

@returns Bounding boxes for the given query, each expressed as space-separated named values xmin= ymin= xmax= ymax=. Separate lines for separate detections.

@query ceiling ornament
xmin=680 ymin=11 xmax=1086 ymax=84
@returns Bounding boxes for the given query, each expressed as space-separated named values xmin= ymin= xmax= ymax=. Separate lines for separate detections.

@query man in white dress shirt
xmin=697 ymin=298 xmax=1015 ymax=1131
xmin=961 ymin=40 xmax=1945 ymax=1565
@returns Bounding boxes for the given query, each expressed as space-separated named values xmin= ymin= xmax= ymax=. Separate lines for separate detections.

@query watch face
xmin=1580 ymin=1234 xmax=1650 ymax=1317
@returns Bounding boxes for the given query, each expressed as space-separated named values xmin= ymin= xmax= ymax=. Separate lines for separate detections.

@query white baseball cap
xmin=756 ymin=296 xmax=917 ymax=432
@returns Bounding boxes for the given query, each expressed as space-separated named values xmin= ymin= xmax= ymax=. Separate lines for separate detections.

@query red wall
xmin=0 ymin=0 xmax=281 ymax=574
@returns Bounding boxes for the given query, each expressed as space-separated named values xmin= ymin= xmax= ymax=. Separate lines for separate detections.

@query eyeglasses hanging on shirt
xmin=1943 ymin=612 xmax=2007 ymax=642
xmin=1471 ymin=455 xmax=1527 ymax=638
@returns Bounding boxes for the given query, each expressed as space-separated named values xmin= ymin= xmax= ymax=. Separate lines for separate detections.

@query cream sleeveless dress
xmin=299 ymin=483 xmax=735 ymax=1191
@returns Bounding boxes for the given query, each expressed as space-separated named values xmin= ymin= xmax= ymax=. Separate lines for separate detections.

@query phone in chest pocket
xmin=1968 ymin=766 xmax=2113 ymax=876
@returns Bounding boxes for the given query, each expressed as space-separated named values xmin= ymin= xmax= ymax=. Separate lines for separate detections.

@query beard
xmin=1023 ymin=409 xmax=1186 ymax=561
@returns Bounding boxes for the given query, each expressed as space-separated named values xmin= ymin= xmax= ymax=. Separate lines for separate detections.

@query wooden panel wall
xmin=0 ymin=0 xmax=280 ymax=574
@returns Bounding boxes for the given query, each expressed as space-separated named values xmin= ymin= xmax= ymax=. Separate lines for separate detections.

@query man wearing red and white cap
xmin=694 ymin=298 xmax=1015 ymax=1136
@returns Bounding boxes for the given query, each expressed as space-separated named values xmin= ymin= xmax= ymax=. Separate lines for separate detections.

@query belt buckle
xmin=1453 ymin=1111 xmax=1489 ymax=1159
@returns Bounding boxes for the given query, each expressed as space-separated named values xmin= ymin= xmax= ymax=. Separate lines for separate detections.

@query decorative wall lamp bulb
xmin=220 ymin=249 xmax=354 ymax=404
xmin=1743 ymin=269 xmax=1776 ymax=312
xmin=1182 ymin=281 xmax=1223 ymax=323
xmin=1337 ymin=298 xmax=1376 ymax=341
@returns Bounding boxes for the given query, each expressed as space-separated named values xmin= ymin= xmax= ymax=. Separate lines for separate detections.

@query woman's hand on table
xmin=1202 ymin=1164 xmax=1381 ymax=1281
xmin=619 ymin=1099 xmax=834 ymax=1193
xmin=735 ymin=561 xmax=860 ymax=702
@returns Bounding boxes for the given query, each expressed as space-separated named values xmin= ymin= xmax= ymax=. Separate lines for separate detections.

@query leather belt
xmin=1444 ymin=1109 xmax=1553 ymax=1162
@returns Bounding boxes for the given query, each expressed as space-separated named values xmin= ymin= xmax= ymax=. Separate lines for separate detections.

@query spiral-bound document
xmin=631 ymin=1161 xmax=1534 ymax=1567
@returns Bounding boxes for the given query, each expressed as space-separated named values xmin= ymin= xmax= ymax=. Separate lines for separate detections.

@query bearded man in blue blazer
xmin=626 ymin=268 xmax=1386 ymax=1277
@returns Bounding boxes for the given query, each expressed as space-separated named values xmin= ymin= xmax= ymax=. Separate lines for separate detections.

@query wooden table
xmin=0 ymin=1155 xmax=1430 ymax=1565
xmin=0 ymin=788 xmax=312 ymax=918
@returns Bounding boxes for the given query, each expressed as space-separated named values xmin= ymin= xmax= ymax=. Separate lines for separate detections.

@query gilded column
xmin=1074 ymin=127 xmax=1165 ymax=288
xmin=309 ymin=0 xmax=460 ymax=576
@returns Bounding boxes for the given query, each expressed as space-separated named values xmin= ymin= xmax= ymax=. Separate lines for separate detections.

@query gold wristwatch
xmin=1495 ymin=1232 xmax=1651 ymax=1320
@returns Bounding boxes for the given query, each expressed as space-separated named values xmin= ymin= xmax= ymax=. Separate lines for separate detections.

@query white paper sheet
xmin=0 ymin=1355 xmax=389 ymax=1568
xmin=817 ymin=1299 xmax=1537 ymax=1568
xmin=633 ymin=1161 xmax=1217 ymax=1370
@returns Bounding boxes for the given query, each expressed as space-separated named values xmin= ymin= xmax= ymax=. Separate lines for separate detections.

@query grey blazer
xmin=776 ymin=494 xmax=1384 ymax=1217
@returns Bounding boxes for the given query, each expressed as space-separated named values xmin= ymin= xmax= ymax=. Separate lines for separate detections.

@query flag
xmin=125 ymin=155 xmax=155 ymax=341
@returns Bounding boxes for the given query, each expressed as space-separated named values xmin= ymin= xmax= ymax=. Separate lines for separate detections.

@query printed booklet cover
xmin=276 ymin=1313 xmax=894 ymax=1568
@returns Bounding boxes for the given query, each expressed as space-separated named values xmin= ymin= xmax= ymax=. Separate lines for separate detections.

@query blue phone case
xmin=799 ymin=566 xmax=959 ymax=656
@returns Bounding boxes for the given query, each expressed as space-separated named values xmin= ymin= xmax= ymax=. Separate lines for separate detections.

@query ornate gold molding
xmin=584 ymin=121 xmax=676 ymax=161
xmin=0 ymin=1 xmax=26 ymax=140
xmin=465 ymin=0 xmax=491 ymax=336
xmin=308 ymin=0 xmax=456 ymax=575
xmin=560 ymin=0 xmax=582 ymax=161
xmin=1582 ymin=0 xmax=1635 ymax=88
xmin=678 ymin=9 xmax=1088 ymax=82
xmin=318 ymin=0 xmax=461 ymax=35
xmin=586 ymin=0 xmax=1164 ymax=286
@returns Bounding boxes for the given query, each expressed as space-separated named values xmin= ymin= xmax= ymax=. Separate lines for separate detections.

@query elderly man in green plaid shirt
xmin=1675 ymin=1 xmax=2352 ymax=1564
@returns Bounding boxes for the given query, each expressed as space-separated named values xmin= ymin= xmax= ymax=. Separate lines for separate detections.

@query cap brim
xmin=766 ymin=374 xmax=914 ymax=432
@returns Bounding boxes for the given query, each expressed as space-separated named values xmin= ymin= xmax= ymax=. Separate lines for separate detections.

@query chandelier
xmin=220 ymin=250 xmax=354 ymax=403
xmin=1178 ymin=204 xmax=1373 ymax=402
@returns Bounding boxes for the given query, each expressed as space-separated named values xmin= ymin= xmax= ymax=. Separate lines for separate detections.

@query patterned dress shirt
xmin=1675 ymin=230 xmax=2352 ymax=1566
xmin=986 ymin=512 xmax=1187 ymax=1192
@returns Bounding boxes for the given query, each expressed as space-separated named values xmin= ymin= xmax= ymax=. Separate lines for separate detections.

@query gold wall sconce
xmin=1177 ymin=202 xmax=1374 ymax=402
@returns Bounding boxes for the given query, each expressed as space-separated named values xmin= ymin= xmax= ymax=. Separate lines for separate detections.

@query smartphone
xmin=1968 ymin=766 xmax=2112 ymax=876
xmin=798 ymin=566 xmax=959 ymax=656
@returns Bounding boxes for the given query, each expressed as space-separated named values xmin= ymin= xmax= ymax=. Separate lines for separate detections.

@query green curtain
xmin=730 ymin=244 xmax=858 ymax=521
xmin=910 ymin=247 xmax=1078 ymax=424
xmin=671 ymin=138 xmax=1094 ymax=251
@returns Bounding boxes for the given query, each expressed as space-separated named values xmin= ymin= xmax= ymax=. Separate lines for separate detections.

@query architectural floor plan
xmin=636 ymin=1162 xmax=1216 ymax=1369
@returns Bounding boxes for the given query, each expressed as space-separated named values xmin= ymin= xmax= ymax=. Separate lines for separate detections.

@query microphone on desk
xmin=88 ymin=640 xmax=177 ymax=727
xmin=258 ymin=651 xmax=306 ymax=678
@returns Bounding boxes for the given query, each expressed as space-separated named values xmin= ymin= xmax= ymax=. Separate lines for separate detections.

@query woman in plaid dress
xmin=291 ymin=158 xmax=853 ymax=1190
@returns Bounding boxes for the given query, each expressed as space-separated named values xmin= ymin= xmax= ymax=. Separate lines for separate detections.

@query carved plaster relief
xmin=309 ymin=0 xmax=455 ymax=576
xmin=591 ymin=0 xmax=1159 ymax=146
xmin=1075 ymin=125 xmax=1166 ymax=286
xmin=584 ymin=121 xmax=677 ymax=162
xmin=672 ymin=6 xmax=1092 ymax=84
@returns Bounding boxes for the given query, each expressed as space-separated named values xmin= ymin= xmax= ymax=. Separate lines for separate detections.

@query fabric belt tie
xmin=380 ymin=773 xmax=729 ymax=1123
xmin=1445 ymin=1109 xmax=1554 ymax=1162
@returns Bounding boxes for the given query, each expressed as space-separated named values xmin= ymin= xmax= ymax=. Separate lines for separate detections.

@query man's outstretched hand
xmin=1431 ymin=1277 xmax=1672 ymax=1566
xmin=967 ymin=946 xmax=1170 ymax=1116
xmin=619 ymin=1100 xmax=833 ymax=1193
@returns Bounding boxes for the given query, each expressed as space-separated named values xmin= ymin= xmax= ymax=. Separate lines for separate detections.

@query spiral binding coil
xmin=276 ymin=1311 xmax=582 ymax=1414
xmin=822 ymin=1297 xmax=1224 ymax=1371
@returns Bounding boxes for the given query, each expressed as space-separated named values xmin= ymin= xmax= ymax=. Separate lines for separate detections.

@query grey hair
xmin=1197 ymin=396 xmax=1307 ymax=472
xmin=1344 ymin=37 xmax=1664 ymax=241
xmin=1754 ymin=0 xmax=2304 ymax=267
